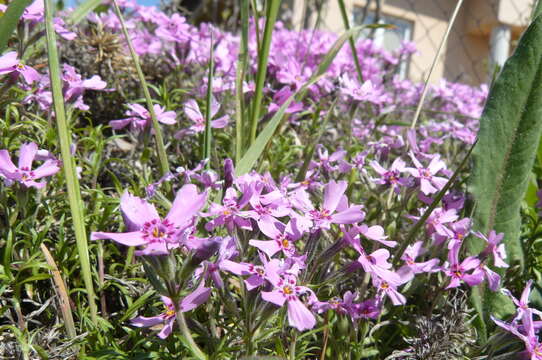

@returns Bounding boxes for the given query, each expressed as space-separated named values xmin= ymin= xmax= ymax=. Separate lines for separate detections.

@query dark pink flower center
xmin=142 ymin=219 xmax=176 ymax=243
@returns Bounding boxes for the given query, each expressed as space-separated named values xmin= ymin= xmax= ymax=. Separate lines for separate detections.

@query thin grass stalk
xmin=249 ymin=0 xmax=281 ymax=145
xmin=410 ymin=0 xmax=464 ymax=129
xmin=40 ymin=244 xmax=77 ymax=339
xmin=175 ymin=306 xmax=207 ymax=359
xmin=43 ymin=0 xmax=98 ymax=324
xmin=337 ymin=0 xmax=364 ymax=83
xmin=203 ymin=36 xmax=214 ymax=164
xmin=235 ymin=0 xmax=249 ymax=163
xmin=112 ymin=0 xmax=169 ymax=176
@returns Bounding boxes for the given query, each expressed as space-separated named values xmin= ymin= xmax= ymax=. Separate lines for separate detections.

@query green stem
xmin=175 ymin=307 xmax=207 ymax=360
xmin=337 ymin=0 xmax=363 ymax=83
xmin=249 ymin=0 xmax=281 ymax=145
xmin=44 ymin=0 xmax=98 ymax=325
xmin=112 ymin=0 xmax=169 ymax=176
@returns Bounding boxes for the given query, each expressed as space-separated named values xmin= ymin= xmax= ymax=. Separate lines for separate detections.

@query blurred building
xmin=288 ymin=0 xmax=534 ymax=85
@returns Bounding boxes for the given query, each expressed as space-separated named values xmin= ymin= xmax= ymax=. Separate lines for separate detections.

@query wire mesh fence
xmin=282 ymin=0 xmax=535 ymax=85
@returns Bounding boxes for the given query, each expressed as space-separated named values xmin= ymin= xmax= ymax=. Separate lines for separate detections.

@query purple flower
xmin=110 ymin=103 xmax=176 ymax=131
xmin=443 ymin=244 xmax=483 ymax=289
xmin=131 ymin=283 xmax=211 ymax=339
xmin=370 ymin=157 xmax=407 ymax=192
xmin=0 ymin=51 xmax=40 ymax=84
xmin=399 ymin=241 xmax=440 ymax=277
xmin=249 ymin=219 xmax=303 ymax=258
xmin=175 ymin=97 xmax=228 ymax=138
xmin=204 ymin=187 xmax=253 ymax=233
xmin=305 ymin=180 xmax=365 ymax=230
xmin=261 ymin=272 xmax=317 ymax=331
xmin=0 ymin=142 xmax=60 ymax=189
xmin=91 ymin=184 xmax=207 ymax=255
xmin=474 ymin=230 xmax=508 ymax=268
xmin=405 ymin=152 xmax=448 ymax=195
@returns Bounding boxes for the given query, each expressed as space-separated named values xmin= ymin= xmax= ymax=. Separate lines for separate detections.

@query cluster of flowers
xmin=89 ymin=133 xmax=509 ymax=336
xmin=0 ymin=0 xmax=485 ymax=147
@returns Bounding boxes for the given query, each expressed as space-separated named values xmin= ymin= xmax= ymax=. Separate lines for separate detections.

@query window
xmin=352 ymin=8 xmax=414 ymax=78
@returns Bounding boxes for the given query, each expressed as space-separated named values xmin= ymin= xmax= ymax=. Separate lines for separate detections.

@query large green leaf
xmin=468 ymin=12 xmax=542 ymax=339
xmin=469 ymin=14 xmax=542 ymax=265
xmin=0 ymin=0 xmax=33 ymax=53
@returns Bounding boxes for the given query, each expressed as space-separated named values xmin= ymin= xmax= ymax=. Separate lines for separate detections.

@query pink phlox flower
xmin=131 ymin=282 xmax=211 ymax=339
xmin=310 ymin=146 xmax=347 ymax=173
xmin=405 ymin=152 xmax=448 ymax=195
xmin=287 ymin=169 xmax=322 ymax=191
xmin=370 ymin=157 xmax=407 ymax=192
xmin=340 ymin=75 xmax=387 ymax=105
xmin=372 ymin=276 xmax=407 ymax=306
xmin=175 ymin=97 xmax=228 ymax=138
xmin=203 ymin=187 xmax=253 ymax=233
xmin=305 ymin=180 xmax=365 ymax=230
xmin=344 ymin=228 xmax=401 ymax=284
xmin=62 ymin=64 xmax=106 ymax=104
xmin=492 ymin=308 xmax=542 ymax=360
xmin=221 ymin=253 xmax=274 ymax=291
xmin=197 ymin=236 xmax=238 ymax=289
xmin=442 ymin=217 xmax=470 ymax=249
xmin=356 ymin=224 xmax=397 ymax=247
xmin=399 ymin=241 xmax=440 ymax=279
xmin=261 ymin=271 xmax=317 ymax=331
xmin=268 ymin=86 xmax=304 ymax=114
xmin=352 ymin=297 xmax=381 ymax=320
xmin=53 ymin=18 xmax=77 ymax=40
xmin=249 ymin=219 xmax=303 ymax=258
xmin=443 ymin=243 xmax=483 ymax=289
xmin=155 ymin=13 xmax=192 ymax=43
xmin=0 ymin=142 xmax=60 ymax=188
xmin=240 ymin=182 xmax=290 ymax=227
xmin=474 ymin=230 xmax=509 ymax=268
xmin=0 ymin=51 xmax=40 ymax=84
xmin=312 ymin=291 xmax=358 ymax=316
xmin=276 ymin=58 xmax=311 ymax=90
xmin=91 ymin=184 xmax=207 ymax=256
xmin=22 ymin=0 xmax=44 ymax=22
xmin=110 ymin=103 xmax=176 ymax=131
xmin=501 ymin=281 xmax=542 ymax=323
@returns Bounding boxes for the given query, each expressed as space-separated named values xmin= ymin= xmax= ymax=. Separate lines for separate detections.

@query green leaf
xmin=235 ymin=26 xmax=365 ymax=176
xmin=118 ymin=290 xmax=155 ymax=322
xmin=0 ymin=0 xmax=33 ymax=53
xmin=44 ymin=0 xmax=98 ymax=324
xmin=468 ymin=13 xmax=542 ymax=340
xmin=469 ymin=14 xmax=542 ymax=267
xmin=67 ymin=0 xmax=102 ymax=25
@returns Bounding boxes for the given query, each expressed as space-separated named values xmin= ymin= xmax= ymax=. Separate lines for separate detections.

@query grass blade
xmin=44 ymin=0 xmax=98 ymax=324
xmin=0 ymin=0 xmax=32 ymax=53
xmin=67 ymin=0 xmax=103 ymax=25
xmin=40 ymin=244 xmax=77 ymax=338
xmin=337 ymin=0 xmax=363 ymax=83
xmin=112 ymin=0 xmax=169 ymax=176
xmin=248 ymin=0 xmax=281 ymax=145
xmin=410 ymin=0 xmax=464 ymax=129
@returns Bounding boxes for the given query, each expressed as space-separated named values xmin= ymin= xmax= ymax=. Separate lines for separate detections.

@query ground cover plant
xmin=2 ymin=0 xmax=542 ymax=359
